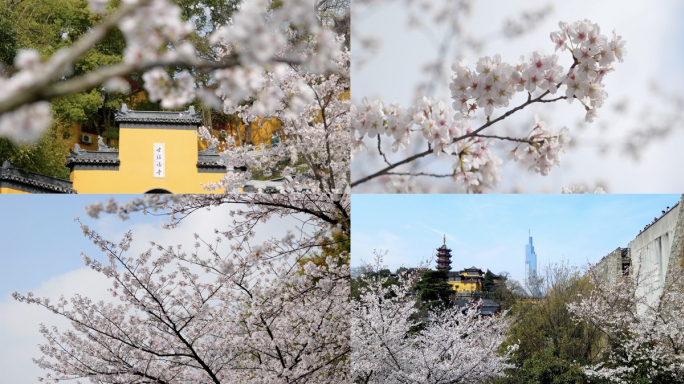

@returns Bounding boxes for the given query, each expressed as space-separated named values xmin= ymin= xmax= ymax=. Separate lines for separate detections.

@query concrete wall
xmin=629 ymin=202 xmax=680 ymax=305
xmin=593 ymin=196 xmax=684 ymax=308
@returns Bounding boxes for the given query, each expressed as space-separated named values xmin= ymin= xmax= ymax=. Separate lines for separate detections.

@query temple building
xmin=435 ymin=237 xmax=501 ymax=293
xmin=64 ymin=105 xmax=234 ymax=194
xmin=447 ymin=267 xmax=501 ymax=293
xmin=0 ymin=103 xmax=294 ymax=194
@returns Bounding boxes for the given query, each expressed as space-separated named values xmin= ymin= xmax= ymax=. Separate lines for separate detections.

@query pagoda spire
xmin=436 ymin=237 xmax=452 ymax=271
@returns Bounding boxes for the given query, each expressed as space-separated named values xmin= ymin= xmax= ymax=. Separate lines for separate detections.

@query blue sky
xmin=0 ymin=195 xmax=166 ymax=297
xmin=351 ymin=194 xmax=681 ymax=283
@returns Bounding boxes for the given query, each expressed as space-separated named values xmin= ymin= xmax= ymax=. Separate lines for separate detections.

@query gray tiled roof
xmin=0 ymin=160 xmax=76 ymax=193
xmin=114 ymin=104 xmax=202 ymax=125
xmin=65 ymin=145 xmax=120 ymax=170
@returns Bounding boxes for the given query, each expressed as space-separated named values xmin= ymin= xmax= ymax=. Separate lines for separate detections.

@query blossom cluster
xmin=206 ymin=46 xmax=350 ymax=194
xmin=508 ymin=114 xmax=570 ymax=175
xmin=450 ymin=52 xmax=564 ymax=116
xmin=0 ymin=50 xmax=60 ymax=142
xmin=351 ymin=19 xmax=626 ymax=192
xmin=568 ymin=263 xmax=684 ymax=382
xmin=352 ymin=96 xmax=501 ymax=192
xmin=554 ymin=20 xmax=627 ymax=122
xmin=15 ymin=195 xmax=351 ymax=383
xmin=450 ymin=19 xmax=626 ymax=123
xmin=142 ymin=68 xmax=195 ymax=108
xmin=118 ymin=0 xmax=194 ymax=65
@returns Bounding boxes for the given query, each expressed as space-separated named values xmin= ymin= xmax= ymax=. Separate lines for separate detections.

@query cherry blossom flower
xmin=142 ymin=68 xmax=195 ymax=109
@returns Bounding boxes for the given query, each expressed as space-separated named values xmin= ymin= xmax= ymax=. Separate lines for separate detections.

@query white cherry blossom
xmin=351 ymin=19 xmax=626 ymax=192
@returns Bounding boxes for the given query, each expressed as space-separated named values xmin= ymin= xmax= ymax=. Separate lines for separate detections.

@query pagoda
xmin=436 ymin=235 xmax=452 ymax=271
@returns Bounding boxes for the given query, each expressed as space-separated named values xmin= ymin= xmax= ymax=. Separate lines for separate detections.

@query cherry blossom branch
xmin=473 ymin=134 xmax=534 ymax=144
xmin=0 ymin=0 xmax=145 ymax=115
xmin=352 ymin=83 xmax=572 ymax=188
xmin=353 ymin=20 xmax=625 ymax=192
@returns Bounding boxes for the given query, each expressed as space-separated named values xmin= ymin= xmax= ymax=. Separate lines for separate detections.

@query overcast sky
xmin=351 ymin=194 xmax=681 ymax=283
xmin=0 ymin=195 xmax=304 ymax=384
xmin=351 ymin=0 xmax=684 ymax=192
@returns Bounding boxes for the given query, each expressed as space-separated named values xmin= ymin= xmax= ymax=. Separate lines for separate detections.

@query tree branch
xmin=351 ymin=62 xmax=578 ymax=188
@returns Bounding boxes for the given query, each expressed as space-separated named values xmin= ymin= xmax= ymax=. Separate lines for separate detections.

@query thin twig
xmin=377 ymin=135 xmax=391 ymax=166
xmin=386 ymin=172 xmax=453 ymax=178
xmin=473 ymin=134 xmax=534 ymax=144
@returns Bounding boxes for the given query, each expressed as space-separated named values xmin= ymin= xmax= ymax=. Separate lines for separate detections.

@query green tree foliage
xmin=483 ymin=269 xmax=496 ymax=292
xmin=509 ymin=348 xmax=588 ymax=384
xmin=350 ymin=262 xmax=406 ymax=302
xmin=486 ymin=272 xmax=520 ymax=311
xmin=51 ymin=89 xmax=104 ymax=124
xmin=497 ymin=262 xmax=603 ymax=384
xmin=0 ymin=122 xmax=71 ymax=179
xmin=413 ymin=269 xmax=452 ymax=311
xmin=0 ymin=8 xmax=18 ymax=67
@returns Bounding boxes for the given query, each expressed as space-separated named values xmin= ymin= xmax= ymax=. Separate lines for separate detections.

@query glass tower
xmin=525 ymin=231 xmax=538 ymax=294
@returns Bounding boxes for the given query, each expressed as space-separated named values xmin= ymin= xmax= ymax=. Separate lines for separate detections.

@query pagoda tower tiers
xmin=436 ymin=235 xmax=452 ymax=271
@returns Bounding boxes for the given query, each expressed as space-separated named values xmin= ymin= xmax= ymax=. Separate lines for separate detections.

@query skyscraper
xmin=525 ymin=231 xmax=538 ymax=295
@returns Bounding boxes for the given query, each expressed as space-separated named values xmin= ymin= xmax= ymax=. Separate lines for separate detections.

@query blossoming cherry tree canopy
xmin=351 ymin=259 xmax=514 ymax=384
xmin=351 ymin=19 xmax=626 ymax=193
xmin=12 ymin=193 xmax=351 ymax=383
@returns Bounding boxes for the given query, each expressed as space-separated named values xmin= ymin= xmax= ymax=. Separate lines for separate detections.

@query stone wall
xmin=593 ymin=247 xmax=627 ymax=287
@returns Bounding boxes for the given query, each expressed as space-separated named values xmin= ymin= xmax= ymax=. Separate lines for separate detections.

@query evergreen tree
xmin=413 ymin=269 xmax=452 ymax=311
xmin=483 ymin=269 xmax=496 ymax=293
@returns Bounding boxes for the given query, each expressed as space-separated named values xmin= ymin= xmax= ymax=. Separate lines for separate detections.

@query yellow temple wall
xmin=71 ymin=128 xmax=225 ymax=194
xmin=0 ymin=187 xmax=30 ymax=194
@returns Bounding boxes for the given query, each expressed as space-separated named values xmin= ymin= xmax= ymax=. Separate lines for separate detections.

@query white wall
xmin=629 ymin=204 xmax=680 ymax=307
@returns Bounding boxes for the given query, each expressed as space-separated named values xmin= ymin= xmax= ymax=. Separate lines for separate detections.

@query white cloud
xmin=0 ymin=268 xmax=110 ymax=384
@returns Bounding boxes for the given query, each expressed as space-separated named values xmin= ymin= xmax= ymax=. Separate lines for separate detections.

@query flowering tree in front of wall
xmin=567 ymin=264 xmax=684 ymax=383
xmin=0 ymin=0 xmax=350 ymax=193
xmin=13 ymin=193 xmax=351 ymax=383
xmin=351 ymin=256 xmax=514 ymax=384
xmin=199 ymin=37 xmax=350 ymax=193
xmin=351 ymin=19 xmax=626 ymax=193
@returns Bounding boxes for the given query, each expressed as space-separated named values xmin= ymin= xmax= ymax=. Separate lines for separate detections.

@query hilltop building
xmin=436 ymin=235 xmax=452 ymax=271
xmin=447 ymin=267 xmax=501 ymax=293
xmin=434 ymin=236 xmax=501 ymax=293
